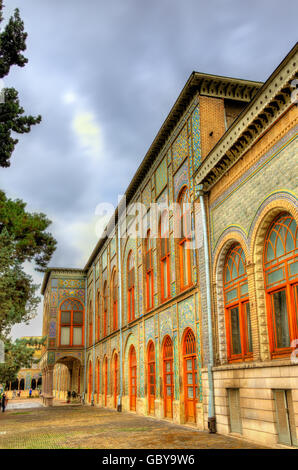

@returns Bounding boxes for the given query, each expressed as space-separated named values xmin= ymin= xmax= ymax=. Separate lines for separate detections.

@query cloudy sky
xmin=1 ymin=0 xmax=296 ymax=339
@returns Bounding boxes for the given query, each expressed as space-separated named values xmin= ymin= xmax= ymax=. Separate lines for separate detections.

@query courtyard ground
xmin=0 ymin=398 xmax=268 ymax=449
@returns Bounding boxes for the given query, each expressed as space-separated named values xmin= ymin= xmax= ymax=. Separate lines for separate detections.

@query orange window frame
xmin=224 ymin=244 xmax=253 ymax=363
xmin=183 ymin=328 xmax=198 ymax=423
xmin=178 ymin=187 xmax=192 ymax=291
xmin=264 ymin=213 xmax=298 ymax=359
xmin=113 ymin=353 xmax=118 ymax=408
xmin=163 ymin=335 xmax=174 ymax=418
xmin=112 ymin=270 xmax=118 ymax=331
xmin=127 ymin=251 xmax=135 ymax=323
xmin=97 ymin=359 xmax=100 ymax=404
xmin=145 ymin=230 xmax=154 ymax=311
xmin=88 ymin=301 xmax=93 ymax=347
xmin=96 ymin=291 xmax=100 ymax=341
xmin=160 ymin=213 xmax=171 ymax=302
xmin=147 ymin=341 xmax=155 ymax=414
xmin=129 ymin=346 xmax=137 ymax=411
xmin=103 ymin=357 xmax=107 ymax=406
xmin=59 ymin=299 xmax=84 ymax=347
xmin=103 ymin=281 xmax=108 ymax=337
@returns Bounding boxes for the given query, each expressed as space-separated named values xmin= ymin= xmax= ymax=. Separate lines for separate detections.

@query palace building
xmin=40 ymin=44 xmax=298 ymax=447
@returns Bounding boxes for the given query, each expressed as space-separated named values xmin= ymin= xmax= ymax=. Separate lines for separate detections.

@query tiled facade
xmin=40 ymin=46 xmax=298 ymax=447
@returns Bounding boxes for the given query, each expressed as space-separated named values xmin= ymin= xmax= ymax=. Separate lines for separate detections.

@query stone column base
xmin=43 ymin=395 xmax=54 ymax=407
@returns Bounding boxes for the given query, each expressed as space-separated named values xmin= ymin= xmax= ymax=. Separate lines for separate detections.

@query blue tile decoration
xmin=173 ymin=160 xmax=189 ymax=201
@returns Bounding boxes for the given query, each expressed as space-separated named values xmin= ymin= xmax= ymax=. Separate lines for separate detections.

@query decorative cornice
xmin=41 ymin=268 xmax=86 ymax=295
xmin=194 ymin=43 xmax=298 ymax=191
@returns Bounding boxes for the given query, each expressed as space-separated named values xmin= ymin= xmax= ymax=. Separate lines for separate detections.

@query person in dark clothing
xmin=1 ymin=393 xmax=7 ymax=412
xmin=67 ymin=390 xmax=71 ymax=403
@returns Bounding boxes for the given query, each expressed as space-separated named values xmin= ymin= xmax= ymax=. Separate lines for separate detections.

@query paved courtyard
xmin=0 ymin=399 xmax=268 ymax=449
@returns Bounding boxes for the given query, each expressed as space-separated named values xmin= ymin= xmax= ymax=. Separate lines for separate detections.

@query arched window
xmin=178 ymin=187 xmax=192 ymax=290
xmin=145 ymin=230 xmax=154 ymax=310
xmin=223 ymin=244 xmax=253 ymax=361
xmin=113 ymin=353 xmax=118 ymax=409
xmin=147 ymin=341 xmax=155 ymax=415
xmin=88 ymin=361 xmax=92 ymax=403
xmin=96 ymin=359 xmax=100 ymax=404
xmin=103 ymin=356 xmax=108 ymax=406
xmin=112 ymin=269 xmax=118 ymax=331
xmin=88 ymin=300 xmax=93 ymax=346
xmin=103 ymin=281 xmax=108 ymax=337
xmin=59 ymin=299 xmax=84 ymax=346
xmin=127 ymin=251 xmax=135 ymax=322
xmin=183 ymin=328 xmax=198 ymax=423
xmin=163 ymin=335 xmax=174 ymax=419
xmin=264 ymin=213 xmax=297 ymax=357
xmin=96 ymin=290 xmax=100 ymax=341
xmin=129 ymin=345 xmax=137 ymax=411
xmin=160 ymin=210 xmax=171 ymax=302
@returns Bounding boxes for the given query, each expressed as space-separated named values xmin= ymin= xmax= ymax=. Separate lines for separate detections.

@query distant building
xmin=6 ymin=336 xmax=42 ymax=397
xmin=40 ymin=44 xmax=297 ymax=447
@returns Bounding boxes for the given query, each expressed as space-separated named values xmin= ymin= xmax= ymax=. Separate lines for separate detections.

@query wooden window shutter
xmin=227 ymin=388 xmax=242 ymax=434
xmin=274 ymin=390 xmax=298 ymax=446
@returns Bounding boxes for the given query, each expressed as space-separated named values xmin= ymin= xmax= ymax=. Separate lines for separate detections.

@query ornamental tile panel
xmin=155 ymin=157 xmax=167 ymax=197
xmin=172 ymin=125 xmax=188 ymax=173
xmin=173 ymin=159 xmax=189 ymax=201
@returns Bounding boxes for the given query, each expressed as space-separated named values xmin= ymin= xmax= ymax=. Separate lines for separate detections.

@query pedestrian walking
xmin=67 ymin=390 xmax=71 ymax=403
xmin=29 ymin=388 xmax=32 ymax=398
xmin=1 ymin=393 xmax=7 ymax=412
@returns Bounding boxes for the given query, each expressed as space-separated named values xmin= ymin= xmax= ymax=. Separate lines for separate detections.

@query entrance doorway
xmin=163 ymin=335 xmax=173 ymax=419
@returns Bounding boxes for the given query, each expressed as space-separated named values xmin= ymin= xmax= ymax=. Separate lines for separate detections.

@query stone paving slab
xmin=6 ymin=399 xmax=43 ymax=410
xmin=0 ymin=402 xmax=269 ymax=449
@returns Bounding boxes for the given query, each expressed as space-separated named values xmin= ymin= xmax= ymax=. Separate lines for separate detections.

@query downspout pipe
xmin=82 ymin=277 xmax=87 ymax=404
xmin=117 ymin=219 xmax=123 ymax=412
xmin=92 ymin=264 xmax=96 ymax=405
xmin=198 ymin=184 xmax=216 ymax=433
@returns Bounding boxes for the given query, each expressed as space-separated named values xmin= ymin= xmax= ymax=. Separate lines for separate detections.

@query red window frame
xmin=129 ymin=345 xmax=137 ymax=411
xmin=96 ymin=290 xmax=100 ymax=341
xmin=113 ymin=353 xmax=118 ymax=409
xmin=264 ymin=213 xmax=298 ymax=359
xmin=88 ymin=300 xmax=93 ymax=347
xmin=163 ymin=335 xmax=174 ymax=419
xmin=59 ymin=298 xmax=84 ymax=347
xmin=183 ymin=328 xmax=198 ymax=423
xmin=103 ymin=281 xmax=107 ymax=337
xmin=112 ymin=269 xmax=118 ymax=331
xmin=147 ymin=340 xmax=155 ymax=415
xmin=97 ymin=359 xmax=100 ymax=404
xmin=224 ymin=244 xmax=253 ymax=362
xmin=127 ymin=251 xmax=135 ymax=322
xmin=103 ymin=356 xmax=108 ymax=406
xmin=178 ymin=186 xmax=192 ymax=291
xmin=145 ymin=230 xmax=154 ymax=311
xmin=160 ymin=211 xmax=171 ymax=302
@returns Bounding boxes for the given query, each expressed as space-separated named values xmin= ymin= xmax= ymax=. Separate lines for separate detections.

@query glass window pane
xmin=60 ymin=327 xmax=70 ymax=345
xmin=188 ymin=388 xmax=194 ymax=398
xmin=285 ymin=231 xmax=295 ymax=252
xmin=226 ymin=288 xmax=238 ymax=303
xmin=266 ymin=242 xmax=275 ymax=261
xmin=73 ymin=311 xmax=83 ymax=325
xmin=276 ymin=236 xmax=284 ymax=258
xmin=150 ymin=375 xmax=154 ymax=385
xmin=272 ymin=290 xmax=290 ymax=349
xmin=186 ymin=359 xmax=192 ymax=371
xmin=166 ymin=362 xmax=170 ymax=372
xmin=150 ymin=386 xmax=155 ymax=395
xmin=166 ymin=375 xmax=171 ymax=384
xmin=167 ymin=386 xmax=172 ymax=396
xmin=244 ymin=303 xmax=253 ymax=353
xmin=289 ymin=261 xmax=298 ymax=277
xmin=187 ymin=374 xmax=193 ymax=385
xmin=240 ymin=282 xmax=248 ymax=296
xmin=61 ymin=311 xmax=71 ymax=324
xmin=73 ymin=327 xmax=82 ymax=345
xmin=230 ymin=307 xmax=242 ymax=355
xmin=267 ymin=268 xmax=285 ymax=286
